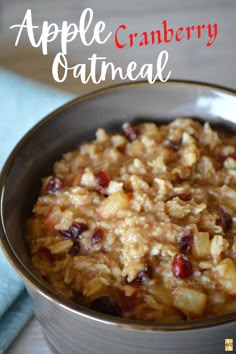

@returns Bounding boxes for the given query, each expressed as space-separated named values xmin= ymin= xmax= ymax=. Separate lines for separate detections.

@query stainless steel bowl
xmin=1 ymin=81 xmax=236 ymax=354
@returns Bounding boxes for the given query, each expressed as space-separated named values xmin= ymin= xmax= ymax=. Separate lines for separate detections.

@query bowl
xmin=1 ymin=80 xmax=236 ymax=354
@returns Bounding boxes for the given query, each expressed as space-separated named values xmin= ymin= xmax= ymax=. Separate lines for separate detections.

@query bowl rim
xmin=1 ymin=79 xmax=236 ymax=331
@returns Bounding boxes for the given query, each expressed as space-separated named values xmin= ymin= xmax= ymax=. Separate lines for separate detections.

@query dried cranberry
xmin=60 ymin=222 xmax=88 ymax=240
xmin=68 ymin=240 xmax=80 ymax=256
xmin=122 ymin=122 xmax=138 ymax=142
xmin=37 ymin=247 xmax=54 ymax=264
xmin=219 ymin=152 xmax=236 ymax=163
xmin=91 ymin=227 xmax=104 ymax=245
xmin=71 ymin=222 xmax=88 ymax=238
xmin=227 ymin=152 xmax=236 ymax=160
xmin=216 ymin=207 xmax=232 ymax=233
xmin=90 ymin=296 xmax=122 ymax=317
xmin=179 ymin=229 xmax=194 ymax=254
xmin=167 ymin=140 xmax=180 ymax=151
xmin=169 ymin=193 xmax=192 ymax=202
xmin=177 ymin=193 xmax=192 ymax=201
xmin=46 ymin=176 xmax=65 ymax=194
xmin=96 ymin=170 xmax=110 ymax=188
xmin=172 ymin=254 xmax=193 ymax=279
xmin=128 ymin=267 xmax=152 ymax=285
xmin=120 ymin=293 xmax=140 ymax=312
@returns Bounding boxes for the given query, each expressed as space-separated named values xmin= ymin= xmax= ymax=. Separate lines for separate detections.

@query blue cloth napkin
xmin=0 ymin=68 xmax=75 ymax=352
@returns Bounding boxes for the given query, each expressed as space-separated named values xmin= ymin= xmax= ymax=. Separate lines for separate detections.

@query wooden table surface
xmin=1 ymin=1 xmax=236 ymax=353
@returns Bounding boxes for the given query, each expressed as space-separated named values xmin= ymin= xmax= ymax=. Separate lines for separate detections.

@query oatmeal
xmin=27 ymin=118 xmax=236 ymax=321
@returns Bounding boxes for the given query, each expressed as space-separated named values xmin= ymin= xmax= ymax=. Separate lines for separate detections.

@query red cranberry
xmin=169 ymin=193 xmax=192 ymax=202
xmin=227 ymin=152 xmax=236 ymax=160
xmin=70 ymin=222 xmax=88 ymax=238
xmin=120 ymin=293 xmax=140 ymax=312
xmin=46 ymin=176 xmax=65 ymax=194
xmin=219 ymin=152 xmax=236 ymax=163
xmin=90 ymin=296 xmax=122 ymax=317
xmin=122 ymin=122 xmax=138 ymax=142
xmin=172 ymin=254 xmax=193 ymax=279
xmin=216 ymin=207 xmax=232 ymax=233
xmin=60 ymin=222 xmax=88 ymax=240
xmin=68 ymin=240 xmax=80 ymax=256
xmin=179 ymin=229 xmax=194 ymax=254
xmin=128 ymin=267 xmax=152 ymax=285
xmin=91 ymin=227 xmax=104 ymax=245
xmin=37 ymin=247 xmax=54 ymax=264
xmin=96 ymin=170 xmax=110 ymax=188
xmin=177 ymin=193 xmax=192 ymax=201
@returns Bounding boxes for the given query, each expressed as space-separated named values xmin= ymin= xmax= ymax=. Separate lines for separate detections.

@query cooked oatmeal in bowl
xmin=27 ymin=117 xmax=236 ymax=322
xmin=2 ymin=81 xmax=236 ymax=354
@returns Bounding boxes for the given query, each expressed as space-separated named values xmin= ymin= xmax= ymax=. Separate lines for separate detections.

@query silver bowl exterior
xmin=28 ymin=285 xmax=236 ymax=354
xmin=1 ymin=81 xmax=236 ymax=354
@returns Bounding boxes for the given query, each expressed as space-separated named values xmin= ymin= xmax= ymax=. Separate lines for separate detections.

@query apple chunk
xmin=97 ymin=191 xmax=130 ymax=219
xmin=173 ymin=287 xmax=207 ymax=317
xmin=192 ymin=232 xmax=210 ymax=259
xmin=215 ymin=258 xmax=236 ymax=294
